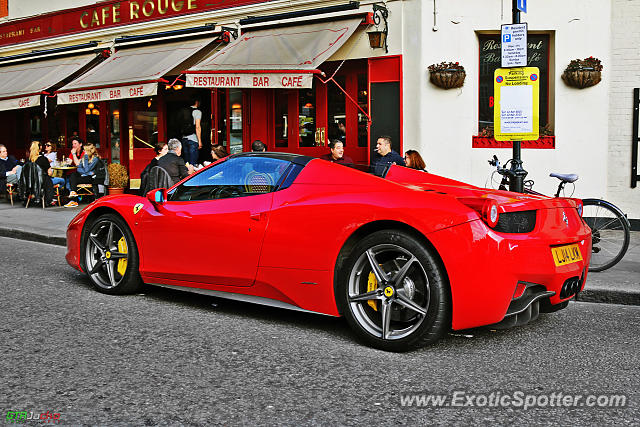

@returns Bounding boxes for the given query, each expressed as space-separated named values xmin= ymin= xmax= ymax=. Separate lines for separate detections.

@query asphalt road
xmin=1 ymin=237 xmax=638 ymax=425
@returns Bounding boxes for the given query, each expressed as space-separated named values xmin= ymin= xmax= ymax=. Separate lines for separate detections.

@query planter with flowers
xmin=562 ymin=56 xmax=602 ymax=89
xmin=428 ymin=61 xmax=466 ymax=89
xmin=107 ymin=162 xmax=128 ymax=195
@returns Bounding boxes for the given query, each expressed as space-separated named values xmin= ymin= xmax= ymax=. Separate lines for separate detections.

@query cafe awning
xmin=185 ymin=17 xmax=364 ymax=90
xmin=0 ymin=53 xmax=98 ymax=112
xmin=56 ymin=37 xmax=221 ymax=105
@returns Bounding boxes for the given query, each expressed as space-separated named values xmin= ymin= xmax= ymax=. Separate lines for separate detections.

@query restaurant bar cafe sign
xmin=186 ymin=73 xmax=314 ymax=89
xmin=57 ymin=83 xmax=157 ymax=105
xmin=0 ymin=0 xmax=274 ymax=47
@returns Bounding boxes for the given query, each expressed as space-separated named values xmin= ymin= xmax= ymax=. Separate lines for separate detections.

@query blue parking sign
xmin=517 ymin=0 xmax=527 ymax=13
xmin=503 ymin=34 xmax=511 ymax=42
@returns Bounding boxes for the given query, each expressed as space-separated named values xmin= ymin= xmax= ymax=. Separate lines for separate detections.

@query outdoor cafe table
xmin=52 ymin=165 xmax=76 ymax=178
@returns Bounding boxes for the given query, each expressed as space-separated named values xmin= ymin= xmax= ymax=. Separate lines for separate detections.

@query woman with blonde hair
xmin=26 ymin=141 xmax=55 ymax=205
xmin=65 ymin=142 xmax=100 ymax=207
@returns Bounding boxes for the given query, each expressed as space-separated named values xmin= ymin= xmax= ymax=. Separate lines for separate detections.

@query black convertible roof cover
xmin=231 ymin=152 xmax=314 ymax=166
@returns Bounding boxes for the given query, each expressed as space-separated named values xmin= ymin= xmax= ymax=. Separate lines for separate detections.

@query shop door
xmin=127 ymin=98 xmax=158 ymax=186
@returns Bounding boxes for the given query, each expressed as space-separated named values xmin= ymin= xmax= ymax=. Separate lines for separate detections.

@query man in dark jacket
xmin=0 ymin=144 xmax=22 ymax=197
xmin=157 ymin=139 xmax=194 ymax=186
xmin=371 ymin=135 xmax=405 ymax=176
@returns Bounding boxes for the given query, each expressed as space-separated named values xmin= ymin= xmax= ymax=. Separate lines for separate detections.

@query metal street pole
xmin=509 ymin=0 xmax=527 ymax=193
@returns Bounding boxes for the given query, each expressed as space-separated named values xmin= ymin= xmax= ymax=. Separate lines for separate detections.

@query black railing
xmin=632 ymin=88 xmax=639 ymax=188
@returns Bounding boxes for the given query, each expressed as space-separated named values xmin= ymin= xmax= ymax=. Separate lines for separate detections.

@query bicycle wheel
xmin=582 ymin=199 xmax=630 ymax=272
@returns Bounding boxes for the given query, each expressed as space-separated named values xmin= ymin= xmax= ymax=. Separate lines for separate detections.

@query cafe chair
xmin=52 ymin=184 xmax=62 ymax=206
xmin=18 ymin=162 xmax=46 ymax=209
xmin=146 ymin=166 xmax=172 ymax=195
xmin=6 ymin=183 xmax=15 ymax=206
xmin=76 ymin=183 xmax=95 ymax=201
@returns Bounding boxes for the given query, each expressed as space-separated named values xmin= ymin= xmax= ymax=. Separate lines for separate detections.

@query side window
xmin=169 ymin=157 xmax=291 ymax=201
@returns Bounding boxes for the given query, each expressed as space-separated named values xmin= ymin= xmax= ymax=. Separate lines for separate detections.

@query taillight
xmin=458 ymin=197 xmax=501 ymax=228
xmin=576 ymin=199 xmax=583 ymax=217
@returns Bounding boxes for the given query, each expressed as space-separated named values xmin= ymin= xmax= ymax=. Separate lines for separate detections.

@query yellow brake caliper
xmin=367 ymin=272 xmax=378 ymax=311
xmin=117 ymin=237 xmax=128 ymax=276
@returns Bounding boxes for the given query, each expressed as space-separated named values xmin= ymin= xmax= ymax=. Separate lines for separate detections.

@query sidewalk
xmin=0 ymin=200 xmax=638 ymax=305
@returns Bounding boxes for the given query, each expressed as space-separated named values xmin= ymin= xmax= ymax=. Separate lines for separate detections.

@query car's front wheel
xmin=337 ymin=230 xmax=450 ymax=352
xmin=84 ymin=213 xmax=142 ymax=294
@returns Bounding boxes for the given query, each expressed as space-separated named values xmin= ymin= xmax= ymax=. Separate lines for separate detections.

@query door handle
xmin=176 ymin=211 xmax=192 ymax=219
xmin=250 ymin=212 xmax=265 ymax=221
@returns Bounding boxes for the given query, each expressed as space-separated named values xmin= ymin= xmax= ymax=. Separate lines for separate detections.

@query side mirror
xmin=147 ymin=188 xmax=167 ymax=208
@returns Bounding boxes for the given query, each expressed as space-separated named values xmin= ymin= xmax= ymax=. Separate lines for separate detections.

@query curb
xmin=0 ymin=228 xmax=66 ymax=247
xmin=576 ymin=289 xmax=640 ymax=306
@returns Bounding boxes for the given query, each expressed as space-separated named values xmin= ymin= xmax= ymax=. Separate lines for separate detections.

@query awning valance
xmin=0 ymin=54 xmax=98 ymax=112
xmin=57 ymin=37 xmax=221 ymax=105
xmin=185 ymin=17 xmax=364 ymax=89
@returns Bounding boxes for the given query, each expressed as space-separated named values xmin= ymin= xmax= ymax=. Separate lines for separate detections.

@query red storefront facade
xmin=0 ymin=0 xmax=402 ymax=188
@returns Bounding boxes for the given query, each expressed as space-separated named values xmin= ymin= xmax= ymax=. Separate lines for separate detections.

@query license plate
xmin=551 ymin=244 xmax=583 ymax=267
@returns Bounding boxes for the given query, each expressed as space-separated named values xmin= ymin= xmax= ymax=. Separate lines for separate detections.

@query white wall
xmin=608 ymin=0 xmax=640 ymax=220
xmin=401 ymin=0 xmax=613 ymax=206
xmin=4 ymin=0 xmax=98 ymax=20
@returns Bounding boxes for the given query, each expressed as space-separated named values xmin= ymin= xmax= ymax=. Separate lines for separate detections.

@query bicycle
xmin=487 ymin=155 xmax=631 ymax=272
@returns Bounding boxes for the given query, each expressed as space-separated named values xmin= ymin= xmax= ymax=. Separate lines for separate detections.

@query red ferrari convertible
xmin=66 ymin=153 xmax=591 ymax=351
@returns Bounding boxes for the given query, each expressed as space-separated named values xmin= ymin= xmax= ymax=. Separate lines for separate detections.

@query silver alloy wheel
xmin=347 ymin=243 xmax=430 ymax=340
xmin=85 ymin=219 xmax=130 ymax=290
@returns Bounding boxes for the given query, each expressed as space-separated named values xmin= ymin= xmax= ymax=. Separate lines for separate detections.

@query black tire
xmin=582 ymin=199 xmax=630 ymax=272
xmin=336 ymin=230 xmax=450 ymax=352
xmin=83 ymin=213 xmax=143 ymax=294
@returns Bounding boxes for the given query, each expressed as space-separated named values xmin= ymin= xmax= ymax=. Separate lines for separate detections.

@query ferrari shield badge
xmin=133 ymin=203 xmax=144 ymax=215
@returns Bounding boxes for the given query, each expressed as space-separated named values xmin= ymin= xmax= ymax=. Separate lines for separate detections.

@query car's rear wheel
xmin=84 ymin=213 xmax=142 ymax=294
xmin=337 ymin=230 xmax=450 ymax=352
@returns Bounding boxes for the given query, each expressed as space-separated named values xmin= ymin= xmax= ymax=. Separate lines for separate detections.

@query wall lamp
xmin=368 ymin=3 xmax=389 ymax=52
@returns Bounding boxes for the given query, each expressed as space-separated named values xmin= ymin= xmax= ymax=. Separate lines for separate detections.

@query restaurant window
xmin=274 ymin=90 xmax=289 ymax=148
xmin=29 ymin=112 xmax=42 ymax=142
xmin=66 ymin=104 xmax=79 ymax=148
xmin=85 ymin=102 xmax=100 ymax=148
xmin=478 ymin=34 xmax=550 ymax=135
xmin=298 ymin=87 xmax=316 ymax=147
xmin=109 ymin=101 xmax=121 ymax=164
xmin=357 ymin=74 xmax=369 ymax=147
xmin=131 ymin=98 xmax=158 ymax=149
xmin=229 ymin=89 xmax=243 ymax=154
xmin=215 ymin=89 xmax=227 ymax=148
xmin=327 ymin=76 xmax=346 ymax=143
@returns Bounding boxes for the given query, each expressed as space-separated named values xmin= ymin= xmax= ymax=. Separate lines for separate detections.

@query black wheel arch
xmin=79 ymin=207 xmax=137 ymax=272
xmin=333 ymin=220 xmax=451 ymax=317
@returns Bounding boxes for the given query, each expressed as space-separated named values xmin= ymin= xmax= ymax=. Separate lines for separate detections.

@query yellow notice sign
xmin=494 ymin=67 xmax=540 ymax=141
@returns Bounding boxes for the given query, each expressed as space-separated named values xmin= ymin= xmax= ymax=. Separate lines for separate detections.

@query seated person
xmin=43 ymin=141 xmax=58 ymax=165
xmin=0 ymin=144 xmax=22 ymax=188
xmin=140 ymin=141 xmax=169 ymax=195
xmin=65 ymin=142 xmax=100 ymax=207
xmin=26 ymin=141 xmax=55 ymax=205
xmin=371 ymin=135 xmax=405 ymax=176
xmin=211 ymin=144 xmax=228 ymax=161
xmin=157 ymin=138 xmax=195 ymax=186
xmin=67 ymin=137 xmax=85 ymax=166
xmin=320 ymin=140 xmax=354 ymax=166
xmin=404 ymin=149 xmax=427 ymax=172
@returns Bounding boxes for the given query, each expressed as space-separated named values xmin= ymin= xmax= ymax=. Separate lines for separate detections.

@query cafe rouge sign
xmin=0 ymin=0 xmax=272 ymax=47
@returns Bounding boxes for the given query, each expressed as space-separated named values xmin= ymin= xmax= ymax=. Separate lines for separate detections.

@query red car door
xmin=140 ymin=193 xmax=273 ymax=287
xmin=138 ymin=155 xmax=292 ymax=288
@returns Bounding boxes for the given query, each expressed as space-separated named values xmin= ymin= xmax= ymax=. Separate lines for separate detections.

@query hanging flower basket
xmin=428 ymin=62 xmax=466 ymax=89
xmin=561 ymin=57 xmax=603 ymax=89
